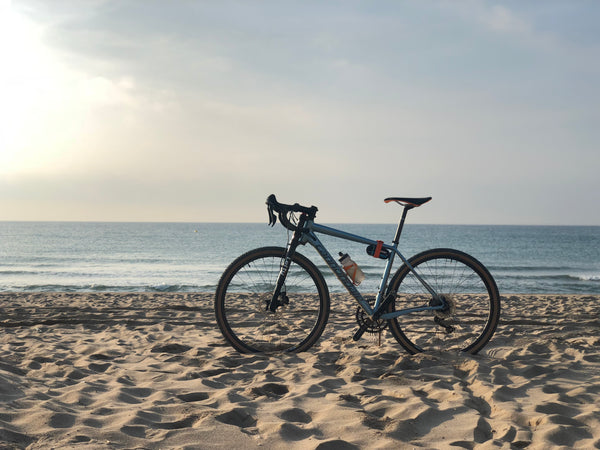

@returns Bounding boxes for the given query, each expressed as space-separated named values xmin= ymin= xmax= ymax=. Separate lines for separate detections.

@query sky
xmin=1 ymin=0 xmax=599 ymax=225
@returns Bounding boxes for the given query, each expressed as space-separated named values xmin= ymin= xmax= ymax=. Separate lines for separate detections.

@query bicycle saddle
xmin=384 ymin=197 xmax=432 ymax=208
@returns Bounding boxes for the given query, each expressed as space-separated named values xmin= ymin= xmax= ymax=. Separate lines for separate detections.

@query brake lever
xmin=267 ymin=204 xmax=277 ymax=227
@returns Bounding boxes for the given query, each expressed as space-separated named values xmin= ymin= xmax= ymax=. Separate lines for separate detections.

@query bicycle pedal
xmin=352 ymin=325 xmax=368 ymax=341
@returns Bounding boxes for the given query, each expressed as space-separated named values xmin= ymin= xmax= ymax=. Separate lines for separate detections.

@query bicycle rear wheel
xmin=386 ymin=248 xmax=500 ymax=354
xmin=215 ymin=247 xmax=330 ymax=353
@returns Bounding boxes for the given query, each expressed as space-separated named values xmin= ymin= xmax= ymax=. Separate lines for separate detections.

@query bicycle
xmin=215 ymin=194 xmax=500 ymax=354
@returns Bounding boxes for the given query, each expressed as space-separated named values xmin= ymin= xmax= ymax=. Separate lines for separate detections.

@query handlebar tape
xmin=266 ymin=194 xmax=318 ymax=230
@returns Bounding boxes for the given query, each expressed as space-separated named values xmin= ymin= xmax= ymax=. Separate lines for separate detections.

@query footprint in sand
xmin=465 ymin=395 xmax=492 ymax=417
xmin=315 ymin=439 xmax=360 ymax=449
xmin=121 ymin=425 xmax=147 ymax=438
xmin=90 ymin=407 xmax=114 ymax=416
xmin=150 ymin=343 xmax=192 ymax=354
xmin=279 ymin=408 xmax=312 ymax=424
xmin=215 ymin=408 xmax=257 ymax=428
xmin=82 ymin=418 xmax=103 ymax=428
xmin=89 ymin=353 xmax=115 ymax=361
xmin=249 ymin=383 xmax=289 ymax=398
xmin=493 ymin=385 xmax=525 ymax=402
xmin=544 ymin=425 xmax=593 ymax=448
xmin=66 ymin=368 xmax=88 ymax=380
xmin=338 ymin=393 xmax=361 ymax=405
xmin=88 ymin=362 xmax=111 ymax=372
xmin=116 ymin=375 xmax=135 ymax=386
xmin=196 ymin=368 xmax=231 ymax=377
xmin=278 ymin=422 xmax=321 ymax=441
xmin=318 ymin=378 xmax=345 ymax=391
xmin=69 ymin=435 xmax=92 ymax=444
xmin=117 ymin=387 xmax=153 ymax=404
xmin=49 ymin=412 xmax=76 ymax=429
xmin=177 ymin=392 xmax=210 ymax=402
xmin=535 ymin=401 xmax=580 ymax=417
xmin=27 ymin=360 xmax=42 ymax=370
xmin=361 ymin=413 xmax=390 ymax=431
xmin=155 ymin=415 xmax=201 ymax=429
xmin=520 ymin=364 xmax=553 ymax=378
xmin=0 ymin=429 xmax=35 ymax=448
xmin=473 ymin=416 xmax=494 ymax=443
xmin=133 ymin=410 xmax=205 ymax=430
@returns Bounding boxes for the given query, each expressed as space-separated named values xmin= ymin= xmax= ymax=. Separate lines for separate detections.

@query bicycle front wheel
xmin=215 ymin=247 xmax=330 ymax=353
xmin=386 ymin=248 xmax=500 ymax=354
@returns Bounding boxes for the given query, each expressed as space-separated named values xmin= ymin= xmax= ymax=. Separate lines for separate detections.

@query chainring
xmin=355 ymin=299 xmax=388 ymax=334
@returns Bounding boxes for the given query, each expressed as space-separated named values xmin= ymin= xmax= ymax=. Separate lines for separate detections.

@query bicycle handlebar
xmin=266 ymin=194 xmax=318 ymax=231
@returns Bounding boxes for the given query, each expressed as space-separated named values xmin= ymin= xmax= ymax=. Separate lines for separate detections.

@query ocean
xmin=1 ymin=222 xmax=599 ymax=295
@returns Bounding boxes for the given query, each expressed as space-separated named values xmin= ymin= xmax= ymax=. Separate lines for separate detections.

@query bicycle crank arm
xmin=352 ymin=323 xmax=369 ymax=341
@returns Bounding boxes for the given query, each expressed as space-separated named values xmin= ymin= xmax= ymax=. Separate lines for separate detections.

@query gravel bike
xmin=215 ymin=195 xmax=500 ymax=354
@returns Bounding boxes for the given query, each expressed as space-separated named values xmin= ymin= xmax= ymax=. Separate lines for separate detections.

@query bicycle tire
xmin=386 ymin=248 xmax=500 ymax=354
xmin=215 ymin=247 xmax=330 ymax=353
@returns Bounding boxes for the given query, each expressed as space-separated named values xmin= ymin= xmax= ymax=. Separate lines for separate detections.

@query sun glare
xmin=0 ymin=1 xmax=61 ymax=174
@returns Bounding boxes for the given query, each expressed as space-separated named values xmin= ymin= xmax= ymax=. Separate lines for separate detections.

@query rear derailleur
xmin=431 ymin=294 xmax=456 ymax=334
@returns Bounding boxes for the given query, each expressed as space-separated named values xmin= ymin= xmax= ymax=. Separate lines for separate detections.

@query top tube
xmin=309 ymin=222 xmax=395 ymax=250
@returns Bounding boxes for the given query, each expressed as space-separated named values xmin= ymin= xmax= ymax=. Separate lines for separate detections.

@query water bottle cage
xmin=343 ymin=263 xmax=362 ymax=286
xmin=366 ymin=241 xmax=390 ymax=259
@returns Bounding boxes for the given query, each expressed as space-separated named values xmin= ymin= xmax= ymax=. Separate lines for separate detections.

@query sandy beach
xmin=1 ymin=292 xmax=599 ymax=449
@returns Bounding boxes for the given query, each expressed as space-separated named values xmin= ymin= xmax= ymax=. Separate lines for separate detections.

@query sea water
xmin=1 ymin=222 xmax=599 ymax=294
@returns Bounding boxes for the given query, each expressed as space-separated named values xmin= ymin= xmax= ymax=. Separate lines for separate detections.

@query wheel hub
xmin=432 ymin=294 xmax=456 ymax=319
xmin=265 ymin=292 xmax=289 ymax=312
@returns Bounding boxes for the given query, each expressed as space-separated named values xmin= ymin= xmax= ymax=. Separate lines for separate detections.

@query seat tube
xmin=374 ymin=245 xmax=397 ymax=307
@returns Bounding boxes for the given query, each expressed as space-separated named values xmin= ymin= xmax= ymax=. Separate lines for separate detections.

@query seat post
xmin=393 ymin=206 xmax=412 ymax=245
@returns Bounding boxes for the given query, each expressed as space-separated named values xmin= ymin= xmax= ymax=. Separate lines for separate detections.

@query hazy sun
xmin=0 ymin=0 xmax=60 ymax=173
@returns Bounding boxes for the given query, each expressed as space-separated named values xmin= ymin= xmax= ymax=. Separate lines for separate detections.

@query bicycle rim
xmin=215 ymin=247 xmax=329 ymax=353
xmin=387 ymin=249 xmax=500 ymax=354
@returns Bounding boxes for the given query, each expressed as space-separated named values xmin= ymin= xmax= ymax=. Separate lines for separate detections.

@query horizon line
xmin=1 ymin=220 xmax=599 ymax=227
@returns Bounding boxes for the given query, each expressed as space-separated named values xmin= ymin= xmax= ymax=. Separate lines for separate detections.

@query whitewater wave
xmin=568 ymin=274 xmax=600 ymax=282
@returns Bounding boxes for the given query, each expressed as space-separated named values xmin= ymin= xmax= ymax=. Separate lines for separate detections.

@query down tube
xmin=304 ymin=232 xmax=374 ymax=315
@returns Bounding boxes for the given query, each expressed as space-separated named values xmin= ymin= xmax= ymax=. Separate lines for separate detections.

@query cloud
xmin=3 ymin=0 xmax=600 ymax=224
xmin=77 ymin=75 xmax=136 ymax=106
xmin=482 ymin=5 xmax=531 ymax=34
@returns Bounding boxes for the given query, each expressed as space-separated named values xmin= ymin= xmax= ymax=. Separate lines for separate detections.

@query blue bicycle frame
xmin=298 ymin=220 xmax=443 ymax=321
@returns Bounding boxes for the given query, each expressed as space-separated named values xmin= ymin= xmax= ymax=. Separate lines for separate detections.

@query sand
xmin=0 ymin=292 xmax=599 ymax=449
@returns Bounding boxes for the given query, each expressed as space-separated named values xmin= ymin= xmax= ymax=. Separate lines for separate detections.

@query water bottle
xmin=339 ymin=252 xmax=365 ymax=285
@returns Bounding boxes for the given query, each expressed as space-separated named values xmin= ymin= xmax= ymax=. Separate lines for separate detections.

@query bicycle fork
xmin=267 ymin=217 xmax=306 ymax=313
